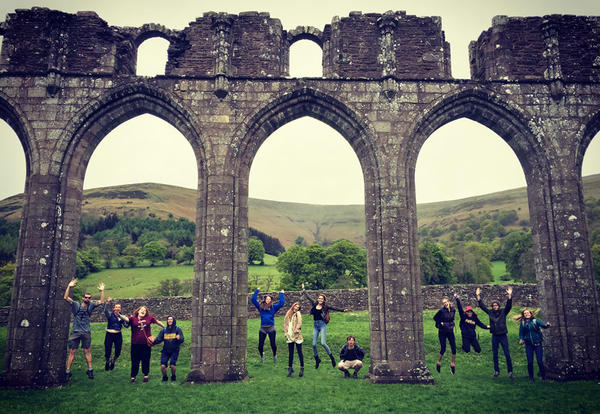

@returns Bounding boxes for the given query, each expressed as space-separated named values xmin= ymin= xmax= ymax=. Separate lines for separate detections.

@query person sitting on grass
xmin=152 ymin=315 xmax=184 ymax=382
xmin=64 ymin=278 xmax=105 ymax=381
xmin=454 ymin=293 xmax=489 ymax=353
xmin=337 ymin=335 xmax=365 ymax=379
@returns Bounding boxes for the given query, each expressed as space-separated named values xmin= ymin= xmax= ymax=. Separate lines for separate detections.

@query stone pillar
xmin=186 ymin=174 xmax=247 ymax=383
xmin=377 ymin=12 xmax=399 ymax=100
xmin=1 ymin=173 xmax=71 ymax=387
xmin=368 ymin=154 xmax=433 ymax=384
xmin=528 ymin=168 xmax=600 ymax=380
xmin=541 ymin=18 xmax=565 ymax=100
xmin=211 ymin=14 xmax=233 ymax=99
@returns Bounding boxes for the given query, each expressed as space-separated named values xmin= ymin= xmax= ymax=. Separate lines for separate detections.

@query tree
xmin=0 ymin=262 xmax=16 ymax=306
xmin=176 ymin=245 xmax=194 ymax=264
xmin=157 ymin=278 xmax=182 ymax=296
xmin=99 ymin=239 xmax=118 ymax=268
xmin=277 ymin=245 xmax=311 ymax=290
xmin=592 ymin=243 xmax=600 ymax=283
xmin=142 ymin=241 xmax=167 ymax=266
xmin=248 ymin=238 xmax=265 ymax=265
xmin=122 ymin=244 xmax=141 ymax=267
xmin=500 ymin=231 xmax=533 ymax=282
xmin=419 ymin=241 xmax=454 ymax=285
xmin=77 ymin=247 xmax=102 ymax=277
xmin=497 ymin=210 xmax=519 ymax=226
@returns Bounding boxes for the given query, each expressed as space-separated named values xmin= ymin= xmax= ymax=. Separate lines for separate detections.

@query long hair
xmin=317 ymin=293 xmax=328 ymax=310
xmin=513 ymin=308 xmax=539 ymax=323
xmin=285 ymin=302 xmax=301 ymax=320
xmin=259 ymin=294 xmax=273 ymax=310
xmin=133 ymin=305 xmax=149 ymax=318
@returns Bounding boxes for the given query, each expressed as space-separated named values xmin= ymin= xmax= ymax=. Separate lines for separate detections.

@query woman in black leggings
xmin=433 ymin=297 xmax=456 ymax=374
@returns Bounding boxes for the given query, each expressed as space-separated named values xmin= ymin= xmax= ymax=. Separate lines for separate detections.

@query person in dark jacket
xmin=517 ymin=308 xmax=550 ymax=381
xmin=477 ymin=286 xmax=514 ymax=379
xmin=152 ymin=315 xmax=184 ymax=382
xmin=454 ymin=294 xmax=489 ymax=353
xmin=337 ymin=336 xmax=365 ymax=379
xmin=251 ymin=288 xmax=285 ymax=363
xmin=433 ymin=297 xmax=457 ymax=374
xmin=103 ymin=296 xmax=129 ymax=371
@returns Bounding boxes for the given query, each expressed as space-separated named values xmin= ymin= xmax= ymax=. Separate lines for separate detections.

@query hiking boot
xmin=508 ymin=372 xmax=515 ymax=380
xmin=436 ymin=362 xmax=441 ymax=373
xmin=287 ymin=367 xmax=294 ymax=377
xmin=352 ymin=372 xmax=358 ymax=379
xmin=162 ymin=376 xmax=168 ymax=382
xmin=105 ymin=359 xmax=110 ymax=371
xmin=315 ymin=355 xmax=321 ymax=369
xmin=344 ymin=370 xmax=350 ymax=378
xmin=86 ymin=369 xmax=94 ymax=380
xmin=450 ymin=364 xmax=455 ymax=375
xmin=493 ymin=371 xmax=499 ymax=378
xmin=299 ymin=367 xmax=304 ymax=377
xmin=171 ymin=375 xmax=176 ymax=382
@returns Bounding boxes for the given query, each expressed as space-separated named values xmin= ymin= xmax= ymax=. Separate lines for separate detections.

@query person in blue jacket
xmin=454 ymin=293 xmax=489 ymax=353
xmin=152 ymin=315 xmax=184 ymax=382
xmin=517 ymin=308 xmax=550 ymax=381
xmin=251 ymin=288 xmax=285 ymax=363
xmin=433 ymin=297 xmax=457 ymax=374
xmin=103 ymin=296 xmax=129 ymax=371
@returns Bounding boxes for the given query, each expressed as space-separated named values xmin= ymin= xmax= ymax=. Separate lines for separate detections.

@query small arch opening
xmin=582 ymin=132 xmax=600 ymax=282
xmin=289 ymin=39 xmax=323 ymax=78
xmin=0 ymin=119 xmax=26 ymax=202
xmin=136 ymin=37 xmax=169 ymax=76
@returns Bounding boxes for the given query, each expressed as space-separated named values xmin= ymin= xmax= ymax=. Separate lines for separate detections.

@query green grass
xmin=1 ymin=310 xmax=598 ymax=413
xmin=79 ymin=254 xmax=282 ymax=298
xmin=491 ymin=261 xmax=513 ymax=284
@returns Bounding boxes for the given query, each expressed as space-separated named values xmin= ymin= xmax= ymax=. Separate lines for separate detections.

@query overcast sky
xmin=1 ymin=0 xmax=599 ymax=204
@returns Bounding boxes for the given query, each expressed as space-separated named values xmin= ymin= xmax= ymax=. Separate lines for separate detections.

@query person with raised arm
xmin=454 ymin=293 xmax=489 ymax=354
xmin=251 ymin=287 xmax=285 ymax=363
xmin=103 ymin=296 xmax=128 ymax=371
xmin=477 ymin=286 xmax=514 ymax=379
xmin=301 ymin=283 xmax=348 ymax=369
xmin=64 ymin=278 xmax=105 ymax=380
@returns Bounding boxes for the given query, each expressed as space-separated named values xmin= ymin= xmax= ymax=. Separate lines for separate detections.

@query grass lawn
xmin=491 ymin=260 xmax=513 ymax=284
xmin=1 ymin=310 xmax=598 ymax=413
xmin=78 ymin=254 xmax=282 ymax=298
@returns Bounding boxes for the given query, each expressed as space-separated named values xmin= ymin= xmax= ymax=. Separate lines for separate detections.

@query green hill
xmin=1 ymin=175 xmax=600 ymax=247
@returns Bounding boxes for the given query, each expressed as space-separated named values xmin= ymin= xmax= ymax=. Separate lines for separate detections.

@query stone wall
xmin=0 ymin=284 xmax=563 ymax=326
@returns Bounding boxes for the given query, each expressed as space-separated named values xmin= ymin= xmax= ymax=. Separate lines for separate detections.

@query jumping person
xmin=454 ymin=293 xmax=489 ymax=353
xmin=251 ymin=288 xmax=285 ymax=363
xmin=152 ymin=315 xmax=184 ymax=382
xmin=283 ymin=302 xmax=304 ymax=377
xmin=64 ymin=278 xmax=105 ymax=380
xmin=301 ymin=283 xmax=347 ymax=369
xmin=433 ymin=297 xmax=456 ymax=374
xmin=103 ymin=296 xmax=128 ymax=371
xmin=477 ymin=286 xmax=514 ymax=379
xmin=516 ymin=308 xmax=550 ymax=381
xmin=120 ymin=305 xmax=164 ymax=383
xmin=338 ymin=335 xmax=365 ymax=379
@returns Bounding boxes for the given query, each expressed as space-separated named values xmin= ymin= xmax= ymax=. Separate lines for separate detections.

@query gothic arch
xmin=0 ymin=91 xmax=37 ymax=176
xmin=576 ymin=108 xmax=600 ymax=177
xmin=287 ymin=26 xmax=324 ymax=48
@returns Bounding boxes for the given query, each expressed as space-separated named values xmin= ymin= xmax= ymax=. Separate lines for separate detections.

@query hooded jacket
xmin=456 ymin=298 xmax=488 ymax=339
xmin=433 ymin=306 xmax=455 ymax=334
xmin=478 ymin=298 xmax=512 ymax=335
xmin=153 ymin=316 xmax=184 ymax=352
xmin=519 ymin=318 xmax=548 ymax=345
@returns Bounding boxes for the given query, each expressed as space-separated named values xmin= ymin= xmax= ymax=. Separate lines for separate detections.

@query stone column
xmin=527 ymin=167 xmax=600 ymax=380
xmin=368 ymin=148 xmax=433 ymax=384
xmin=186 ymin=174 xmax=247 ymax=383
xmin=1 ymin=173 xmax=71 ymax=387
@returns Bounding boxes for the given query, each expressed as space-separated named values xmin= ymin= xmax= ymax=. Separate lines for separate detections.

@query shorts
xmin=68 ymin=331 xmax=92 ymax=349
xmin=338 ymin=359 xmax=363 ymax=370
xmin=160 ymin=349 xmax=180 ymax=366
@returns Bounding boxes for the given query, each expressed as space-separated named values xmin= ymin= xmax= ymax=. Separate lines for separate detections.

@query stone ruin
xmin=0 ymin=8 xmax=599 ymax=387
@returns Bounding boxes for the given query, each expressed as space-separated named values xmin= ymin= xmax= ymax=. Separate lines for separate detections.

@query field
xmin=1 ymin=310 xmax=598 ymax=413
xmin=78 ymin=254 xmax=282 ymax=298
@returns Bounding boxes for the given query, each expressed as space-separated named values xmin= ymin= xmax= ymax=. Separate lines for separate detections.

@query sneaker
xmin=86 ymin=369 xmax=94 ymax=380
xmin=143 ymin=376 xmax=149 ymax=383
xmin=299 ymin=367 xmax=304 ymax=377
xmin=508 ymin=372 xmax=514 ymax=380
xmin=273 ymin=355 xmax=277 ymax=363
xmin=105 ymin=359 xmax=110 ymax=371
xmin=450 ymin=364 xmax=455 ymax=375
xmin=65 ymin=371 xmax=72 ymax=381
xmin=436 ymin=363 xmax=441 ymax=373
xmin=260 ymin=355 xmax=265 ymax=364
xmin=162 ymin=376 xmax=168 ymax=382
xmin=130 ymin=377 xmax=136 ymax=383
xmin=344 ymin=370 xmax=350 ymax=378
xmin=171 ymin=375 xmax=176 ymax=382
xmin=352 ymin=372 xmax=358 ymax=379
xmin=493 ymin=371 xmax=499 ymax=378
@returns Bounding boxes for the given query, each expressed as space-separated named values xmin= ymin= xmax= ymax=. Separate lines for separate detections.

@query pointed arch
xmin=0 ymin=91 xmax=37 ymax=177
xmin=577 ymin=108 xmax=600 ymax=177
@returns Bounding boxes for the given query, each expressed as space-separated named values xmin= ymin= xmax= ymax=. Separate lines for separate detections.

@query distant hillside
xmin=1 ymin=175 xmax=600 ymax=247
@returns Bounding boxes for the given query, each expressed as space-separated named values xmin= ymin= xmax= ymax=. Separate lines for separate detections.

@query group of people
xmin=64 ymin=279 xmax=184 ymax=383
xmin=251 ymin=284 xmax=363 ymax=379
xmin=434 ymin=286 xmax=550 ymax=381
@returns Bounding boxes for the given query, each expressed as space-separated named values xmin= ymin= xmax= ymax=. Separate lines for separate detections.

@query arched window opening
xmin=248 ymin=116 xmax=365 ymax=291
xmin=582 ymin=132 xmax=600 ymax=283
xmin=78 ymin=114 xmax=198 ymax=296
xmin=415 ymin=118 xmax=529 ymax=285
xmin=0 ymin=119 xmax=26 ymax=202
xmin=289 ymin=39 xmax=323 ymax=78
xmin=136 ymin=37 xmax=169 ymax=76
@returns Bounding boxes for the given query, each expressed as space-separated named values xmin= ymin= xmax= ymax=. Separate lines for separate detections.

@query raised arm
xmin=504 ymin=286 xmax=513 ymax=314
xmin=272 ymin=290 xmax=286 ymax=313
xmin=97 ymin=282 xmax=105 ymax=305
xmin=454 ymin=294 xmax=464 ymax=318
xmin=301 ymin=283 xmax=315 ymax=306
xmin=63 ymin=278 xmax=77 ymax=304
xmin=476 ymin=287 xmax=490 ymax=314
xmin=251 ymin=288 xmax=260 ymax=309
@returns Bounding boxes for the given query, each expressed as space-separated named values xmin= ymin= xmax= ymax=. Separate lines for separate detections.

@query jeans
xmin=525 ymin=342 xmax=545 ymax=379
xmin=312 ymin=320 xmax=332 ymax=356
xmin=491 ymin=334 xmax=513 ymax=373
xmin=288 ymin=342 xmax=304 ymax=367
